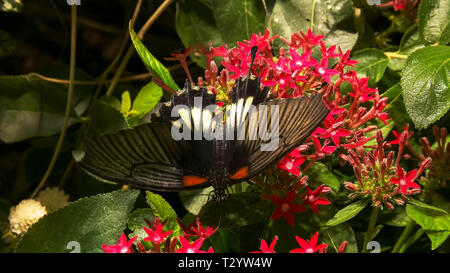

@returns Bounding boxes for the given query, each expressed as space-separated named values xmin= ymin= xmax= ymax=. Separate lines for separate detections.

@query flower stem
xmin=30 ymin=5 xmax=78 ymax=198
xmin=392 ymin=220 xmax=415 ymax=253
xmin=362 ymin=206 xmax=379 ymax=253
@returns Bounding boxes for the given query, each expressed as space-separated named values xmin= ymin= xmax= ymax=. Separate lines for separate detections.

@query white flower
xmin=9 ymin=199 xmax=47 ymax=235
xmin=37 ymin=187 xmax=69 ymax=213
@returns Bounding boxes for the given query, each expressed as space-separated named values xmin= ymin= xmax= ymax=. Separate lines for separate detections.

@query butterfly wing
xmin=229 ymin=93 xmax=330 ymax=181
xmin=78 ymin=122 xmax=209 ymax=191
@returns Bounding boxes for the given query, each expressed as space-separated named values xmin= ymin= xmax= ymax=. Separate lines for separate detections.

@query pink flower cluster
xmin=251 ymin=232 xmax=347 ymax=253
xmin=102 ymin=217 xmax=217 ymax=253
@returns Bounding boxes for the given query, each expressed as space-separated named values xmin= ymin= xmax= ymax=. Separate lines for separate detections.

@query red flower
xmin=250 ymin=236 xmax=278 ymax=253
xmin=269 ymin=190 xmax=306 ymax=227
xmin=190 ymin=220 xmax=218 ymax=239
xmin=278 ymin=148 xmax=306 ymax=176
xmin=315 ymin=115 xmax=351 ymax=147
xmin=143 ymin=223 xmax=173 ymax=244
xmin=312 ymin=136 xmax=337 ymax=157
xmin=302 ymin=185 xmax=331 ymax=213
xmin=176 ymin=237 xmax=207 ymax=253
xmin=290 ymin=232 xmax=328 ymax=253
xmin=389 ymin=123 xmax=413 ymax=145
xmin=313 ymin=58 xmax=339 ymax=83
xmin=390 ymin=165 xmax=420 ymax=194
xmin=102 ymin=233 xmax=137 ymax=253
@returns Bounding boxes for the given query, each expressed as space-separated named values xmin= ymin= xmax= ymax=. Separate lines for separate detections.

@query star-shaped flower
xmin=269 ymin=190 xmax=306 ymax=227
xmin=176 ymin=237 xmax=206 ymax=253
xmin=302 ymin=185 xmax=331 ymax=213
xmin=143 ymin=223 xmax=173 ymax=244
xmin=290 ymin=232 xmax=328 ymax=253
xmin=390 ymin=165 xmax=420 ymax=194
xmin=250 ymin=236 xmax=278 ymax=253
xmin=102 ymin=233 xmax=137 ymax=253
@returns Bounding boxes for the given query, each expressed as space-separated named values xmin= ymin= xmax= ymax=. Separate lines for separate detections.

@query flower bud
xmin=338 ymin=241 xmax=348 ymax=253
xmin=386 ymin=202 xmax=394 ymax=210
xmin=344 ymin=182 xmax=357 ymax=191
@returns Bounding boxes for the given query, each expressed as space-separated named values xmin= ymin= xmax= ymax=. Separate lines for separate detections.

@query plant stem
xmin=398 ymin=228 xmax=424 ymax=253
xmin=362 ymin=206 xmax=379 ymax=253
xmin=384 ymin=52 xmax=408 ymax=60
xmin=30 ymin=5 xmax=77 ymax=198
xmin=392 ymin=220 xmax=416 ymax=253
xmin=105 ymin=0 xmax=175 ymax=96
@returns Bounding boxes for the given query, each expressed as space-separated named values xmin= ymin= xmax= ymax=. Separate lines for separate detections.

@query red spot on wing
xmin=183 ymin=175 xmax=208 ymax=187
xmin=230 ymin=166 xmax=248 ymax=180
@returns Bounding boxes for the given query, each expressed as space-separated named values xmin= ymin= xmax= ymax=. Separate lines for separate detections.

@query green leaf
xmin=408 ymin=198 xmax=448 ymax=214
xmin=401 ymin=46 xmax=450 ymax=130
xmin=129 ymin=24 xmax=180 ymax=92
xmin=86 ymin=97 xmax=128 ymax=137
xmin=350 ymin=48 xmax=389 ymax=83
xmin=145 ymin=191 xmax=181 ymax=236
xmin=305 ymin=162 xmax=341 ymax=191
xmin=406 ymin=203 xmax=450 ymax=249
xmin=326 ymin=199 xmax=370 ymax=226
xmin=0 ymin=30 xmax=15 ymax=57
xmin=0 ymin=0 xmax=22 ymax=12
xmin=427 ymin=231 xmax=450 ymax=250
xmin=389 ymin=24 xmax=426 ymax=72
xmin=268 ymin=0 xmax=358 ymax=53
xmin=127 ymin=208 xmax=155 ymax=242
xmin=204 ymin=227 xmax=239 ymax=253
xmin=127 ymin=82 xmax=163 ymax=127
xmin=15 ymin=189 xmax=140 ymax=253
xmin=175 ymin=0 xmax=223 ymax=67
xmin=382 ymin=83 xmax=402 ymax=107
xmin=0 ymin=75 xmax=82 ymax=143
xmin=211 ymin=0 xmax=266 ymax=44
xmin=418 ymin=0 xmax=450 ymax=44
xmin=120 ymin=91 xmax=132 ymax=115
xmin=200 ymin=192 xmax=270 ymax=228
xmin=179 ymin=186 xmax=212 ymax=215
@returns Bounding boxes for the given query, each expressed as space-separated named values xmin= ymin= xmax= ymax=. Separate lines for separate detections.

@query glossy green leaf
xmin=401 ymin=46 xmax=450 ymax=130
xmin=305 ymin=162 xmax=341 ymax=191
xmin=211 ymin=0 xmax=266 ymax=44
xmin=0 ymin=75 xmax=82 ymax=143
xmin=268 ymin=0 xmax=358 ymax=53
xmin=129 ymin=24 xmax=180 ymax=92
xmin=418 ymin=0 xmax=450 ymax=44
xmin=350 ymin=48 xmax=389 ymax=83
xmin=326 ymin=199 xmax=370 ymax=226
xmin=15 ymin=189 xmax=139 ymax=253
xmin=145 ymin=191 xmax=181 ymax=236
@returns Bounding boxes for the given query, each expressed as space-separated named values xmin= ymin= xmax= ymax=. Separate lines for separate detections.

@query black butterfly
xmin=78 ymin=48 xmax=330 ymax=201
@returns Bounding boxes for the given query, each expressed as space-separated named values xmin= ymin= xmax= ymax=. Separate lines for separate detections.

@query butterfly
xmin=77 ymin=47 xmax=330 ymax=201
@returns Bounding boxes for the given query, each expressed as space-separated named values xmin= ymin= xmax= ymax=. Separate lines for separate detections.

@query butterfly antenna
xmin=248 ymin=46 xmax=258 ymax=78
